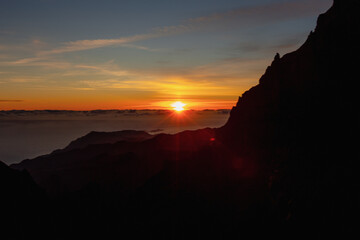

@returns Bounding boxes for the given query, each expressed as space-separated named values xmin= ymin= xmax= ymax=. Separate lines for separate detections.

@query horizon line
xmin=0 ymin=108 xmax=231 ymax=112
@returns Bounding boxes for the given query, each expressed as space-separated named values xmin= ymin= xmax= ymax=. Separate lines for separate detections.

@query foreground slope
xmin=0 ymin=162 xmax=49 ymax=239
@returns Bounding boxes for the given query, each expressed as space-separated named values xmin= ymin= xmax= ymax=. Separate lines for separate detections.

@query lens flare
xmin=171 ymin=101 xmax=186 ymax=112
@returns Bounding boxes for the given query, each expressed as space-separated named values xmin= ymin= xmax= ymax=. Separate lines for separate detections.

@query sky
xmin=0 ymin=0 xmax=332 ymax=110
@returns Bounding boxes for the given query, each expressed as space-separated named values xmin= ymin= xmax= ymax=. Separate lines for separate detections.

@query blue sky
xmin=0 ymin=0 xmax=332 ymax=110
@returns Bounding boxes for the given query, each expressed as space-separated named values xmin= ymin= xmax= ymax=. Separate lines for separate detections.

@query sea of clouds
xmin=0 ymin=110 xmax=230 ymax=164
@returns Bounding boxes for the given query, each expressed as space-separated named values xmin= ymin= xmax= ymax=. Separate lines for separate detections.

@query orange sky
xmin=0 ymin=95 xmax=239 ymax=111
xmin=0 ymin=0 xmax=331 ymax=110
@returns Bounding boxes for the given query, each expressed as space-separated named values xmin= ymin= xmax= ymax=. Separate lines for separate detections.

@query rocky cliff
xmin=218 ymin=0 xmax=359 ymax=237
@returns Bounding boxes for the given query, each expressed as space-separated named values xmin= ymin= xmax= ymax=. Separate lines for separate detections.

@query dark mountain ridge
xmin=11 ymin=128 xmax=218 ymax=194
xmin=53 ymin=130 xmax=153 ymax=153
xmin=3 ymin=1 xmax=359 ymax=239
xmin=216 ymin=0 xmax=360 ymax=237
xmin=0 ymin=161 xmax=50 ymax=239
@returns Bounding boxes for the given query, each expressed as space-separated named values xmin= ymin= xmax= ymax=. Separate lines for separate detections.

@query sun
xmin=171 ymin=101 xmax=186 ymax=112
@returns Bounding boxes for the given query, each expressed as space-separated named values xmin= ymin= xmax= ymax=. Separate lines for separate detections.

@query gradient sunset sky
xmin=0 ymin=0 xmax=331 ymax=110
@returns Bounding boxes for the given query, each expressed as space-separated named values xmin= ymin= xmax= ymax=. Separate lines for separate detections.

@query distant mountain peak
xmin=57 ymin=130 xmax=153 ymax=153
xmin=220 ymin=0 xmax=359 ymax=146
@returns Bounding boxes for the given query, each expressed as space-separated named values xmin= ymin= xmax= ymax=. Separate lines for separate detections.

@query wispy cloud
xmin=0 ymin=38 xmax=49 ymax=53
xmin=7 ymin=76 xmax=46 ymax=83
xmin=0 ymin=0 xmax=331 ymax=96
xmin=34 ymin=24 xmax=192 ymax=57
xmin=38 ymin=34 xmax=156 ymax=56
xmin=0 ymin=99 xmax=23 ymax=102
xmin=186 ymin=0 xmax=330 ymax=25
xmin=75 ymin=64 xmax=132 ymax=77
xmin=62 ymin=56 xmax=266 ymax=100
xmin=119 ymin=43 xmax=158 ymax=52
xmin=5 ymin=0 xmax=330 ymax=63
xmin=231 ymin=32 xmax=308 ymax=55
xmin=0 ymin=30 xmax=15 ymax=35
xmin=4 ymin=58 xmax=72 ymax=69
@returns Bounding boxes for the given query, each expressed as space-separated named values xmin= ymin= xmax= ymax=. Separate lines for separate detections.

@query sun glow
xmin=171 ymin=101 xmax=186 ymax=112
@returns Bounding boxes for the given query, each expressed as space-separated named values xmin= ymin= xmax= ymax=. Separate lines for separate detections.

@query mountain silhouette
xmin=4 ymin=1 xmax=360 ymax=239
xmin=0 ymin=161 xmax=50 ymax=239
xmin=217 ymin=0 xmax=359 ymax=237
xmin=52 ymin=130 xmax=153 ymax=154
xmin=11 ymin=128 xmax=217 ymax=194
